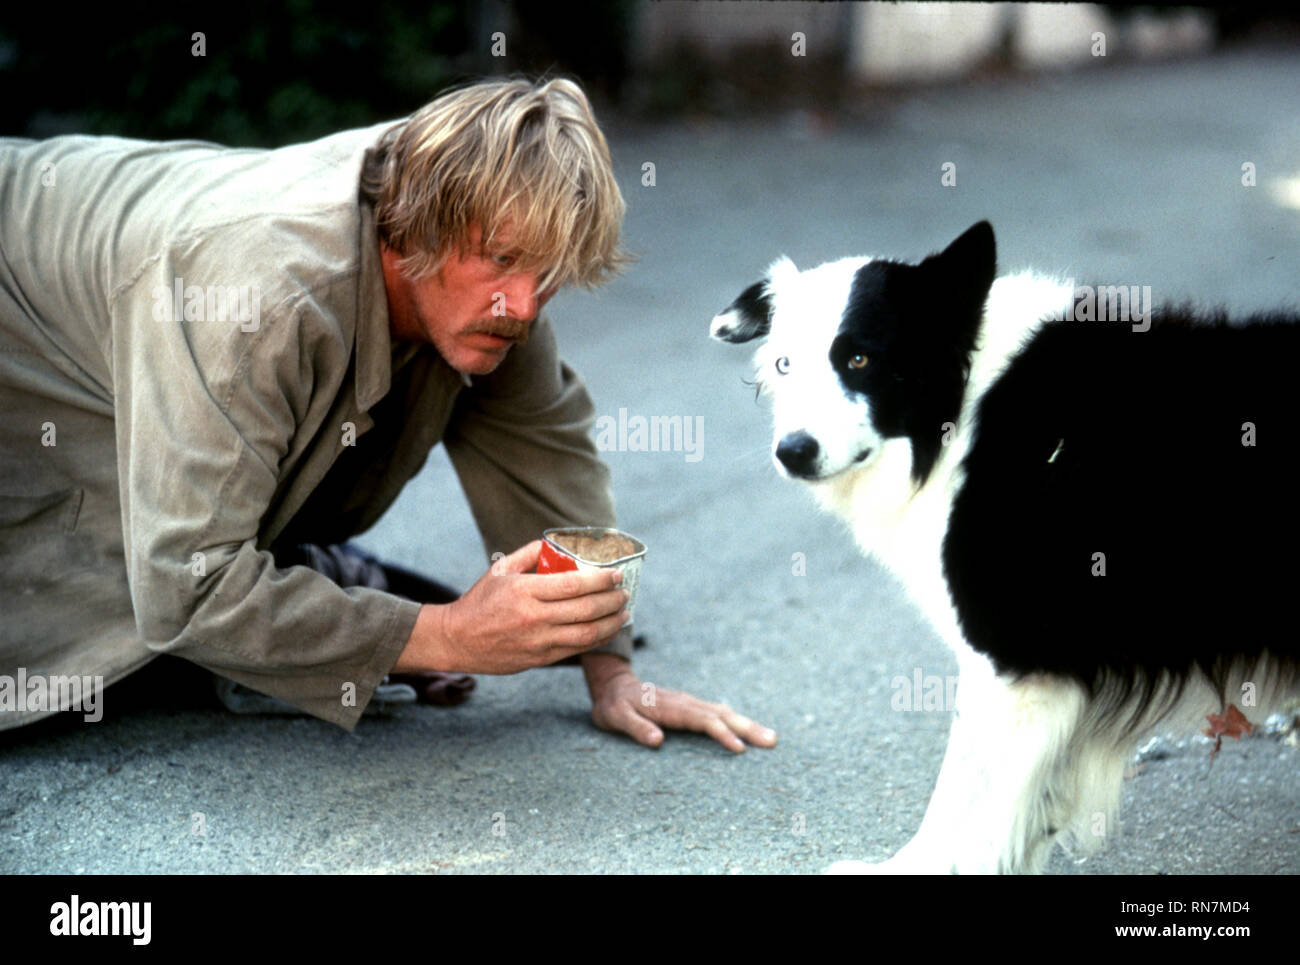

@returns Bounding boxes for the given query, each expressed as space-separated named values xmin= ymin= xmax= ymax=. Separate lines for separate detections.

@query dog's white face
xmin=711 ymin=221 xmax=997 ymax=488
xmin=714 ymin=256 xmax=885 ymax=481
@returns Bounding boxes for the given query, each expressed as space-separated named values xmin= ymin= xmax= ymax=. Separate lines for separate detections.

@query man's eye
xmin=491 ymin=253 xmax=515 ymax=268
xmin=775 ymin=356 xmax=790 ymax=375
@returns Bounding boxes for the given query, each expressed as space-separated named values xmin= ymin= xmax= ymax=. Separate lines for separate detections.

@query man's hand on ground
xmin=394 ymin=541 xmax=629 ymax=675
xmin=581 ymin=652 xmax=778 ymax=754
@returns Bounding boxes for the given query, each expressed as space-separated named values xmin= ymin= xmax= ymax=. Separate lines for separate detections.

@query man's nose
xmin=500 ymin=273 xmax=552 ymax=321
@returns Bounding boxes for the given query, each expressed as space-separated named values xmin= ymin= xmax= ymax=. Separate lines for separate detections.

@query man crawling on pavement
xmin=0 ymin=77 xmax=777 ymax=753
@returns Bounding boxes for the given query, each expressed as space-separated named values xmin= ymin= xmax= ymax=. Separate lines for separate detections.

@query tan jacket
xmin=0 ymin=124 xmax=629 ymax=731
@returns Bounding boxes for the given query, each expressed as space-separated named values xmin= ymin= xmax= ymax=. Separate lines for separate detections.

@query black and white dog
xmin=711 ymin=221 xmax=1299 ymax=873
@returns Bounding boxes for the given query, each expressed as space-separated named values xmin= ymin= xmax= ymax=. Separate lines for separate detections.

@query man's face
xmin=383 ymin=224 xmax=556 ymax=375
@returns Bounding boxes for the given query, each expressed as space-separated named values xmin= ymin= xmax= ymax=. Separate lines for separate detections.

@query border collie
xmin=710 ymin=221 xmax=1299 ymax=874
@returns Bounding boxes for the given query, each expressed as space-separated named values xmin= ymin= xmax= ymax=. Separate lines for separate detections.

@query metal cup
xmin=538 ymin=526 xmax=647 ymax=621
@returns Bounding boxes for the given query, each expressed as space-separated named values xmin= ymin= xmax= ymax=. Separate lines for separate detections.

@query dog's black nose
xmin=775 ymin=431 xmax=820 ymax=476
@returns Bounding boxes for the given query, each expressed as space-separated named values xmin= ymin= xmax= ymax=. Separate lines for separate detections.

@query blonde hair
xmin=363 ymin=77 xmax=630 ymax=292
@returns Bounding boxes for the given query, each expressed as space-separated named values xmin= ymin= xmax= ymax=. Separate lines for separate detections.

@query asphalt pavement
xmin=2 ymin=47 xmax=1298 ymax=876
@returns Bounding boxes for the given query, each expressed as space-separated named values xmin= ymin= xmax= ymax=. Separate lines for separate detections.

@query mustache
xmin=466 ymin=317 xmax=532 ymax=344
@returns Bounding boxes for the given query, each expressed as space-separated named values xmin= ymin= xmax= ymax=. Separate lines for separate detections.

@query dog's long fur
xmin=711 ymin=222 xmax=1299 ymax=873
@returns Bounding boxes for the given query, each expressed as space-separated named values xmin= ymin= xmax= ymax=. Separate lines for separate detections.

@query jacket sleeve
xmin=108 ymin=243 xmax=420 ymax=730
xmin=441 ymin=315 xmax=634 ymax=660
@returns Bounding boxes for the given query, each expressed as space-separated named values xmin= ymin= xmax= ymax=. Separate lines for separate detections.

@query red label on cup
xmin=537 ymin=540 xmax=579 ymax=574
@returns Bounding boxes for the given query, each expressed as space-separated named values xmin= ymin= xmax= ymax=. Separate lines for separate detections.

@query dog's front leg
xmin=830 ymin=663 xmax=1089 ymax=874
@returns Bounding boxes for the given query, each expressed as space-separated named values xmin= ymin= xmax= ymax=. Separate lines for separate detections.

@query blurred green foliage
xmin=0 ymin=2 xmax=473 ymax=146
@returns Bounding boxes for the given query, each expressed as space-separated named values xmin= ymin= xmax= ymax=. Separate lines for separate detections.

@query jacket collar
xmin=354 ymin=199 xmax=395 ymax=412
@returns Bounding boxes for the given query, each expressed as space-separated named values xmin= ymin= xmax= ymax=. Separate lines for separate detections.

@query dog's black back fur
xmin=945 ymin=307 xmax=1300 ymax=718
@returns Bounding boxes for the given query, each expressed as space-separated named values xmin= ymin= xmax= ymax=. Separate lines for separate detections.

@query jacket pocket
xmin=0 ymin=488 xmax=84 ymax=533
xmin=0 ymin=488 xmax=96 ymax=586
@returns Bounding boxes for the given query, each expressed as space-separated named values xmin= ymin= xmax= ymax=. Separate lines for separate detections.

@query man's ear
xmin=710 ymin=279 xmax=775 ymax=344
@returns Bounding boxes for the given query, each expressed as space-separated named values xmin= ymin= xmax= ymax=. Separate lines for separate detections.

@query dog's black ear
xmin=710 ymin=280 xmax=773 ymax=343
xmin=922 ymin=221 xmax=997 ymax=309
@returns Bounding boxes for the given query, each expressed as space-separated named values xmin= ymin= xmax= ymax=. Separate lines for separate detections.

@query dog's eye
xmin=847 ymin=354 xmax=868 ymax=370
xmin=775 ymin=356 xmax=790 ymax=375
